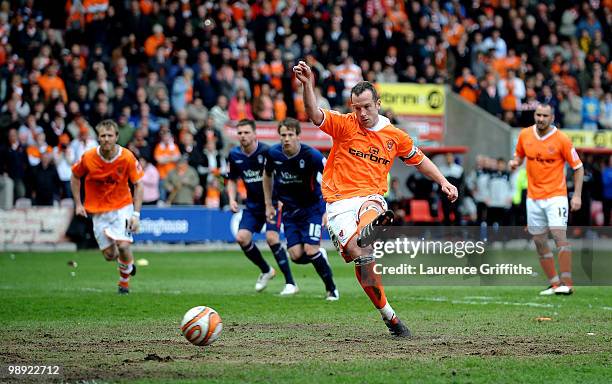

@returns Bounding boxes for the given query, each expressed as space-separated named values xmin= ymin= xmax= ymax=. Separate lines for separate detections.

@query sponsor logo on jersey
xmin=348 ymin=147 xmax=390 ymax=165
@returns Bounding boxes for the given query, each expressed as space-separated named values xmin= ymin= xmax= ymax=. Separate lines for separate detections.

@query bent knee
xmin=265 ymin=233 xmax=279 ymax=246
xmin=117 ymin=242 xmax=131 ymax=253
xmin=103 ymin=248 xmax=118 ymax=261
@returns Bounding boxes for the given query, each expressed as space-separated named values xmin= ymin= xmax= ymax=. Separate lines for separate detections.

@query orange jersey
xmin=318 ymin=109 xmax=424 ymax=202
xmin=72 ymin=146 xmax=144 ymax=213
xmin=515 ymin=126 xmax=582 ymax=200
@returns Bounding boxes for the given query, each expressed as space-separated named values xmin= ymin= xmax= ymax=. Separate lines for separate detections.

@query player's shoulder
xmin=324 ymin=108 xmax=359 ymax=124
xmin=300 ymin=143 xmax=323 ymax=157
xmin=257 ymin=141 xmax=270 ymax=152
xmin=80 ymin=146 xmax=99 ymax=162
xmin=267 ymin=143 xmax=283 ymax=157
xmin=518 ymin=125 xmax=534 ymax=138
xmin=228 ymin=145 xmax=242 ymax=158
xmin=552 ymin=127 xmax=572 ymax=143
xmin=378 ymin=117 xmax=409 ymax=139
xmin=119 ymin=146 xmax=137 ymax=161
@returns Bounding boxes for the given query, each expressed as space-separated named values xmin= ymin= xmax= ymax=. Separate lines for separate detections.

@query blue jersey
xmin=265 ymin=143 xmax=325 ymax=211
xmin=227 ymin=142 xmax=271 ymax=211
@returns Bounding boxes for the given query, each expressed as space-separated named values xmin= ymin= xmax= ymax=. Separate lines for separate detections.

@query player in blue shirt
xmin=263 ymin=118 xmax=339 ymax=300
xmin=227 ymin=119 xmax=297 ymax=295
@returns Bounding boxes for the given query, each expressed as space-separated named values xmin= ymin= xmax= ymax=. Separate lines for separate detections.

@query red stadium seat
xmin=409 ymin=199 xmax=436 ymax=224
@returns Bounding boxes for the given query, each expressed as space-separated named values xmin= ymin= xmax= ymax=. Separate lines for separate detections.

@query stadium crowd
xmin=0 ymin=0 xmax=611 ymax=224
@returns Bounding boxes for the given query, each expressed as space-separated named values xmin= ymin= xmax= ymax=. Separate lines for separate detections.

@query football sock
xmin=308 ymin=251 xmax=336 ymax=292
xmin=270 ymin=243 xmax=295 ymax=285
xmin=558 ymin=244 xmax=573 ymax=286
xmin=357 ymin=209 xmax=380 ymax=233
xmin=241 ymin=241 xmax=271 ymax=273
xmin=379 ymin=302 xmax=397 ymax=322
xmin=118 ymin=260 xmax=133 ymax=289
xmin=539 ymin=252 xmax=560 ymax=285
xmin=355 ymin=255 xmax=388 ymax=310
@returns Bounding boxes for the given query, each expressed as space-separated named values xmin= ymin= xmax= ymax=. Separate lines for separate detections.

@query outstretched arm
xmin=415 ymin=156 xmax=458 ymax=203
xmin=293 ymin=61 xmax=324 ymax=126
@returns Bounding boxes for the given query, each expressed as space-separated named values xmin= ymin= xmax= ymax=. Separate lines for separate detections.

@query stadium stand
xmin=0 ymin=0 xmax=610 ymax=228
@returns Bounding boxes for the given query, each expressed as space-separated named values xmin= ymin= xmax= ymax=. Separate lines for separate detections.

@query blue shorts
xmin=282 ymin=203 xmax=324 ymax=248
xmin=239 ymin=208 xmax=281 ymax=234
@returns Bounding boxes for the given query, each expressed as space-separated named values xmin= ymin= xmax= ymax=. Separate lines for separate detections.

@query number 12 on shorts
xmin=558 ymin=207 xmax=567 ymax=218
xmin=309 ymin=223 xmax=321 ymax=239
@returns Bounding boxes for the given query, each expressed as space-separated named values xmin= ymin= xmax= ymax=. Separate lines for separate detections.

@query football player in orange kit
xmin=509 ymin=104 xmax=583 ymax=296
xmin=71 ymin=120 xmax=144 ymax=294
xmin=293 ymin=61 xmax=458 ymax=337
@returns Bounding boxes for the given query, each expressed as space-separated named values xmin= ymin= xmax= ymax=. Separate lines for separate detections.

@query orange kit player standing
xmin=509 ymin=104 xmax=583 ymax=296
xmin=293 ymin=61 xmax=458 ymax=337
xmin=71 ymin=120 xmax=144 ymax=294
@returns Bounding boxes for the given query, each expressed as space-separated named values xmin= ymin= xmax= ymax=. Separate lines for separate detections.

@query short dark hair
xmin=236 ymin=119 xmax=256 ymax=131
xmin=278 ymin=117 xmax=301 ymax=135
xmin=351 ymin=81 xmax=379 ymax=102
xmin=535 ymin=103 xmax=555 ymax=116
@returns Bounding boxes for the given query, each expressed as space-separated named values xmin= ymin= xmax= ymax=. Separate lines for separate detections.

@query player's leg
xmin=328 ymin=196 xmax=410 ymax=336
xmin=236 ymin=209 xmax=274 ymax=291
xmin=356 ymin=195 xmax=394 ymax=248
xmin=285 ymin=214 xmax=336 ymax=299
xmin=265 ymin=228 xmax=297 ymax=294
xmin=102 ymin=205 xmax=139 ymax=294
xmin=547 ymin=196 xmax=573 ymax=294
xmin=527 ymin=198 xmax=560 ymax=295
xmin=347 ymin=237 xmax=410 ymax=336
xmin=93 ymin=211 xmax=128 ymax=293
xmin=300 ymin=205 xmax=338 ymax=299
xmin=303 ymin=242 xmax=338 ymax=300
xmin=101 ymin=244 xmax=119 ymax=261
xmin=116 ymin=240 xmax=135 ymax=294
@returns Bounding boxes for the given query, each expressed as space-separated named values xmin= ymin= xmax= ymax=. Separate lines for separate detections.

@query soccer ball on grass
xmin=180 ymin=306 xmax=223 ymax=346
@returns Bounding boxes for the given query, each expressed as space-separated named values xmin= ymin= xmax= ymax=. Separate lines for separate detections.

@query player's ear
xmin=375 ymin=98 xmax=381 ymax=110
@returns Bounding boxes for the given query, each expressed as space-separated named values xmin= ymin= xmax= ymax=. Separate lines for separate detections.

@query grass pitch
xmin=0 ymin=249 xmax=611 ymax=383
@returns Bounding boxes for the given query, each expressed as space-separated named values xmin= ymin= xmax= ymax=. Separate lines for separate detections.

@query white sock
xmin=379 ymin=302 xmax=396 ymax=321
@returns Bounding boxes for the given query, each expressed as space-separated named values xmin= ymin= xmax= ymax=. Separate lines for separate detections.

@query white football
xmin=180 ymin=306 xmax=223 ymax=346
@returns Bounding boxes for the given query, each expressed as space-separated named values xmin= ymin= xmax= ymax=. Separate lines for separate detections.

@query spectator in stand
xmin=53 ymin=133 xmax=74 ymax=199
xmin=30 ymin=151 xmax=60 ymax=206
xmin=69 ymin=124 xmax=97 ymax=162
xmin=37 ymin=63 xmax=67 ymax=103
xmin=0 ymin=128 xmax=28 ymax=204
xmin=128 ymin=127 xmax=153 ymax=162
xmin=164 ymin=155 xmax=199 ymax=206
xmin=228 ymin=88 xmax=254 ymax=121
xmin=439 ymin=154 xmax=464 ymax=226
xmin=466 ymin=155 xmax=490 ymax=225
xmin=209 ymin=95 xmax=229 ymax=131
xmin=116 ymin=113 xmax=135 ymax=147
xmin=601 ymin=92 xmax=612 ymax=130
xmin=26 ymin=131 xmax=52 ymax=167
xmin=582 ymin=88 xmax=601 ymax=130
xmin=603 ymin=156 xmax=612 ymax=227
xmin=454 ymin=67 xmax=479 ymax=104
xmin=139 ymin=156 xmax=160 ymax=206
xmin=487 ymin=158 xmax=513 ymax=226
xmin=154 ymin=129 xmax=181 ymax=200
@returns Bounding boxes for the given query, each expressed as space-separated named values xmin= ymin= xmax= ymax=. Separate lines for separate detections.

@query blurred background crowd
xmin=0 ymin=0 xmax=610 ymax=225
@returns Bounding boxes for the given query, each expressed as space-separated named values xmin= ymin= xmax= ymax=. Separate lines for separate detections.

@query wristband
xmin=132 ymin=211 xmax=140 ymax=218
